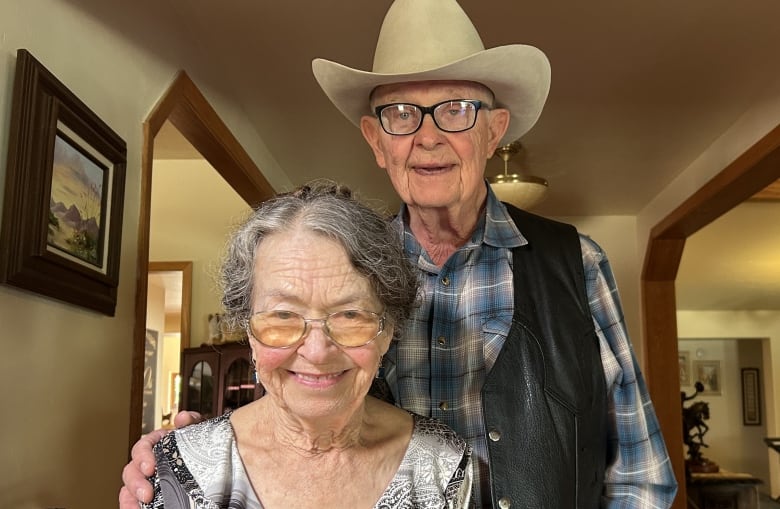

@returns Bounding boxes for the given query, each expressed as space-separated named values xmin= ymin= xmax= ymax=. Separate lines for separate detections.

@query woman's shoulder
xmin=409 ymin=413 xmax=469 ymax=456
xmin=377 ymin=414 xmax=471 ymax=508
xmin=169 ymin=412 xmax=234 ymax=450
xmin=156 ymin=412 xmax=237 ymax=479
xmin=153 ymin=412 xmax=258 ymax=507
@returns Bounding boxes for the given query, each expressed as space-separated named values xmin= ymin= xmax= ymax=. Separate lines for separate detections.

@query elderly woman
xmin=143 ymin=182 xmax=472 ymax=509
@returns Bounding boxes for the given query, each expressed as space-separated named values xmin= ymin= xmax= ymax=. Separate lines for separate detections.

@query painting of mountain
xmin=48 ymin=134 xmax=107 ymax=267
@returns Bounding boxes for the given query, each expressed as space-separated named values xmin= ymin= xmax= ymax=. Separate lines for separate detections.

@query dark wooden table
xmin=687 ymin=471 xmax=762 ymax=509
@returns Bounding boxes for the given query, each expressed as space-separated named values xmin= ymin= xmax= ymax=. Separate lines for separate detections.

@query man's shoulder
xmin=500 ymin=202 xmax=608 ymax=260
xmin=502 ymin=201 xmax=573 ymax=230
xmin=502 ymin=203 xmax=580 ymax=251
xmin=577 ymin=233 xmax=606 ymax=267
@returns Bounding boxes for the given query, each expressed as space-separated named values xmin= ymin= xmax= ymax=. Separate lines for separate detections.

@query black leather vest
xmin=481 ymin=205 xmax=608 ymax=508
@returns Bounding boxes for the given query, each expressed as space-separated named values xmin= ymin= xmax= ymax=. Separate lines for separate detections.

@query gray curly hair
xmin=220 ymin=180 xmax=419 ymax=340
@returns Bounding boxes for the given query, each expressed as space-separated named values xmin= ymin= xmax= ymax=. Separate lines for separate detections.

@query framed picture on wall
xmin=693 ymin=360 xmax=722 ymax=395
xmin=678 ymin=350 xmax=691 ymax=386
xmin=0 ymin=49 xmax=127 ymax=316
xmin=741 ymin=368 xmax=761 ymax=426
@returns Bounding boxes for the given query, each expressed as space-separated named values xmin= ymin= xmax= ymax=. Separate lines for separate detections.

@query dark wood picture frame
xmin=0 ymin=49 xmax=127 ymax=315
xmin=741 ymin=367 xmax=761 ymax=426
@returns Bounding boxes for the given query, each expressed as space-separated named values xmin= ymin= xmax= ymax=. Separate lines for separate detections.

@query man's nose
xmin=415 ymin=113 xmax=444 ymax=145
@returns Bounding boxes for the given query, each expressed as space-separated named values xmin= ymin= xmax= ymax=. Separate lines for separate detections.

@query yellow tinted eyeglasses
xmin=247 ymin=309 xmax=385 ymax=348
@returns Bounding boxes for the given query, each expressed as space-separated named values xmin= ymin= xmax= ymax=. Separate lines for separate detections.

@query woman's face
xmin=248 ymin=227 xmax=392 ymax=422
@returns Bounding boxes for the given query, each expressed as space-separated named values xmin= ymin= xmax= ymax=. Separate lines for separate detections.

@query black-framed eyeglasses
xmin=374 ymin=99 xmax=486 ymax=135
xmin=247 ymin=309 xmax=386 ymax=349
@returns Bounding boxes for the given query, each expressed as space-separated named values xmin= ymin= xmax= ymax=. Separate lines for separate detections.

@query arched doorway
xmin=642 ymin=124 xmax=780 ymax=507
xmin=128 ymin=71 xmax=275 ymax=448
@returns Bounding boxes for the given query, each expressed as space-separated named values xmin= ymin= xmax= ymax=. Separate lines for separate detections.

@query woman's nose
xmin=296 ymin=321 xmax=338 ymax=360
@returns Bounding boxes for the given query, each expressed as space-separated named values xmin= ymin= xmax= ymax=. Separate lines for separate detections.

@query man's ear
xmin=486 ymin=108 xmax=511 ymax=157
xmin=360 ymin=115 xmax=388 ymax=169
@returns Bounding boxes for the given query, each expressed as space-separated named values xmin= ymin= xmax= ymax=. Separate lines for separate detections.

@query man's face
xmin=360 ymin=80 xmax=509 ymax=212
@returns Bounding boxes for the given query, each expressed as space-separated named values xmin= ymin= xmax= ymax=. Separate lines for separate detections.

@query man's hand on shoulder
xmin=118 ymin=412 xmax=203 ymax=508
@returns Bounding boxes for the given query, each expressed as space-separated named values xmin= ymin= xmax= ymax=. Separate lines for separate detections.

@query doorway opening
xmin=642 ymin=124 xmax=780 ymax=507
xmin=143 ymin=261 xmax=192 ymax=433
xmin=129 ymin=71 xmax=275 ymax=448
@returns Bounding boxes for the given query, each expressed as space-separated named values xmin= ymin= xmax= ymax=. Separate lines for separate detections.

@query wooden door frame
xmin=129 ymin=71 xmax=275 ymax=449
xmin=642 ymin=124 xmax=780 ymax=508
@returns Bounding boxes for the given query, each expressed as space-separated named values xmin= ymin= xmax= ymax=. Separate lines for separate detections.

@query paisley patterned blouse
xmin=143 ymin=411 xmax=472 ymax=509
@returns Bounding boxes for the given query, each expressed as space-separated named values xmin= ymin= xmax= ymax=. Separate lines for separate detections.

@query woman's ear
xmin=360 ymin=115 xmax=388 ymax=169
xmin=380 ymin=324 xmax=395 ymax=352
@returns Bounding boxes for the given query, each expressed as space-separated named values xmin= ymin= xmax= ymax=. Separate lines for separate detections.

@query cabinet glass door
xmin=223 ymin=358 xmax=255 ymax=412
xmin=187 ymin=360 xmax=215 ymax=418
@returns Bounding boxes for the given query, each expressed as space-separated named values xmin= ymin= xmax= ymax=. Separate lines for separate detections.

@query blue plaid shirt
xmin=384 ymin=183 xmax=677 ymax=508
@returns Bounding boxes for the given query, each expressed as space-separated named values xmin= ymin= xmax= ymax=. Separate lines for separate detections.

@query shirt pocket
xmin=482 ymin=313 xmax=513 ymax=372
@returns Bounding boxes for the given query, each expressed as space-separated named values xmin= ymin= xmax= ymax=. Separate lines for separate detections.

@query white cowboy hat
xmin=312 ymin=0 xmax=551 ymax=146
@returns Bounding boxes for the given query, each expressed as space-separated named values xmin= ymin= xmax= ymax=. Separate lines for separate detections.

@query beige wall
xmin=0 ymin=2 xmax=286 ymax=507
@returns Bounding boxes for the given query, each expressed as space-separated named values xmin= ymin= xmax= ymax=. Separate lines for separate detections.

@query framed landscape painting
xmin=0 ymin=49 xmax=126 ymax=315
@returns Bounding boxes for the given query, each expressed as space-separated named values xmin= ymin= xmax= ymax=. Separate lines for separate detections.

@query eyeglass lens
xmin=249 ymin=310 xmax=383 ymax=348
xmin=378 ymin=100 xmax=481 ymax=135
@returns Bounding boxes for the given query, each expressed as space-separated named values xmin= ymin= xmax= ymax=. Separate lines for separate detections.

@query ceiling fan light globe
xmin=489 ymin=174 xmax=548 ymax=210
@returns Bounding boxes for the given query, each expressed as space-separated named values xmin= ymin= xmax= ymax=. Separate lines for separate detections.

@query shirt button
xmin=488 ymin=430 xmax=501 ymax=442
xmin=441 ymin=276 xmax=450 ymax=286
xmin=439 ymin=401 xmax=449 ymax=411
xmin=437 ymin=336 xmax=446 ymax=346
xmin=498 ymin=497 xmax=511 ymax=508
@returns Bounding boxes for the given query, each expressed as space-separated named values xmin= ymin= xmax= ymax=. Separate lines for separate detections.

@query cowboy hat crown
xmin=312 ymin=0 xmax=551 ymax=145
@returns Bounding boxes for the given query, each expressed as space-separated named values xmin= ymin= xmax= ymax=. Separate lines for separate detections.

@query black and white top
xmin=143 ymin=412 xmax=472 ymax=509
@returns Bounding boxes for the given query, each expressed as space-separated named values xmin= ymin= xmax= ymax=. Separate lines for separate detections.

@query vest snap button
xmin=498 ymin=497 xmax=511 ymax=508
xmin=488 ymin=430 xmax=501 ymax=441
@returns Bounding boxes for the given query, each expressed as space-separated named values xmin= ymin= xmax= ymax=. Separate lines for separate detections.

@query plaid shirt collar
xmin=392 ymin=180 xmax=528 ymax=252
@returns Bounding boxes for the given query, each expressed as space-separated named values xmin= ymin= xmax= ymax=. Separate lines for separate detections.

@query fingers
xmin=118 ymin=486 xmax=143 ymax=508
xmin=119 ymin=419 xmax=200 ymax=506
xmin=130 ymin=428 xmax=168 ymax=475
xmin=173 ymin=410 xmax=203 ymax=428
xmin=121 ymin=428 xmax=168 ymax=505
xmin=121 ymin=458 xmax=153 ymax=503
xmin=120 ymin=461 xmax=153 ymax=504
xmin=119 ymin=416 xmax=202 ymax=506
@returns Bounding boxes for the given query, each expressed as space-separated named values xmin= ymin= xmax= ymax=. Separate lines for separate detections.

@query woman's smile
xmin=289 ymin=369 xmax=348 ymax=388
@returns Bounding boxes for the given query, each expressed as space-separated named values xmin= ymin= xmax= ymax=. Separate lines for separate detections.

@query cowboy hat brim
xmin=312 ymin=44 xmax=551 ymax=146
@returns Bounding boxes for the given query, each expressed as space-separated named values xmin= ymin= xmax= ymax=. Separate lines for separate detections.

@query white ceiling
xmin=64 ymin=0 xmax=780 ymax=312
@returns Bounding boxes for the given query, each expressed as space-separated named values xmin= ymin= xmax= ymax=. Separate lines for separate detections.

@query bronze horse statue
xmin=681 ymin=381 xmax=718 ymax=472
xmin=682 ymin=400 xmax=710 ymax=462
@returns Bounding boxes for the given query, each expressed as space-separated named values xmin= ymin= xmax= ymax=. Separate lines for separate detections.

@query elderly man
xmin=121 ymin=0 xmax=677 ymax=507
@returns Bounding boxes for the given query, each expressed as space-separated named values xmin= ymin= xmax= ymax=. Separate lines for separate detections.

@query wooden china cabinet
xmin=179 ymin=342 xmax=264 ymax=419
